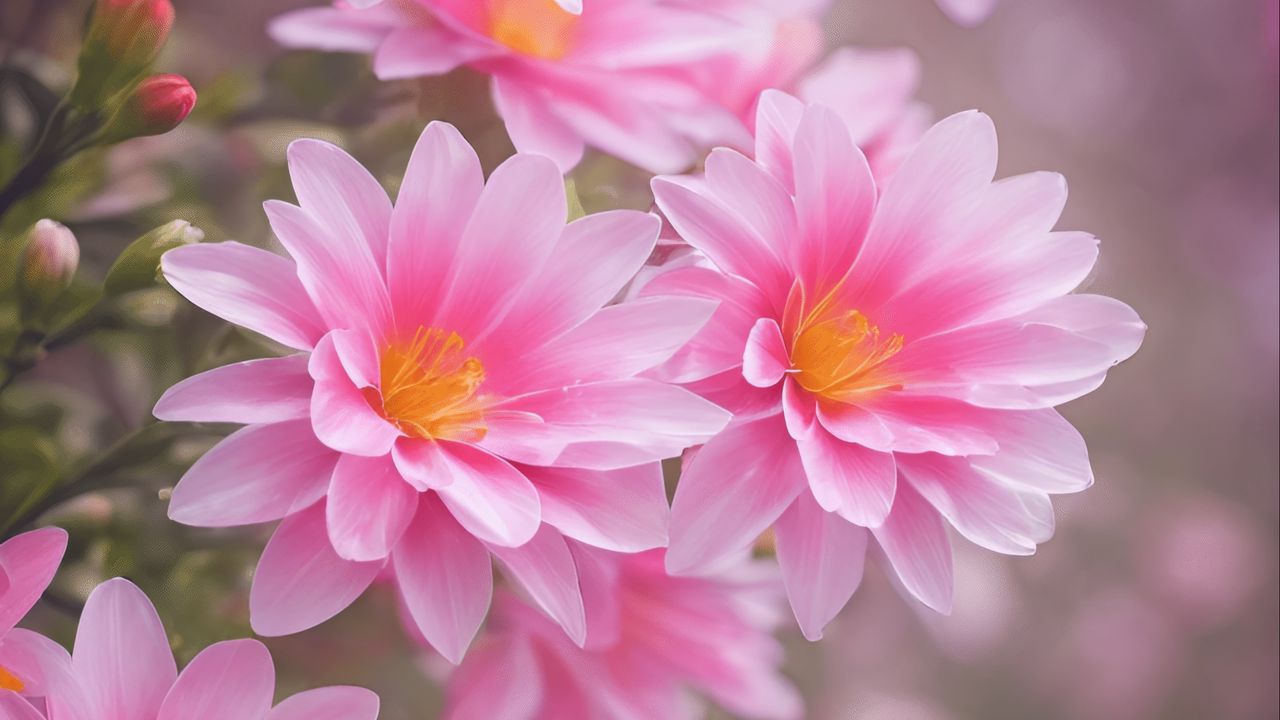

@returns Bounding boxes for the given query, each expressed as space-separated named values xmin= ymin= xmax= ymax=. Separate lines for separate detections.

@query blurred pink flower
xmin=43 ymin=578 xmax=379 ymax=720
xmin=268 ymin=0 xmax=819 ymax=172
xmin=935 ymin=0 xmax=998 ymax=27
xmin=0 ymin=528 xmax=68 ymax=713
xmin=155 ymin=121 xmax=727 ymax=662
xmin=647 ymin=90 xmax=1145 ymax=639
xmin=442 ymin=548 xmax=801 ymax=720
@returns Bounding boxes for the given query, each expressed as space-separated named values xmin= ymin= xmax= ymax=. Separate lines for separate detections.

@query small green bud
xmin=104 ymin=220 xmax=203 ymax=296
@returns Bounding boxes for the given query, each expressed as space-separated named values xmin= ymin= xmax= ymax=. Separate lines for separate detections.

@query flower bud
xmin=99 ymin=74 xmax=196 ymax=144
xmin=17 ymin=220 xmax=80 ymax=318
xmin=72 ymin=0 xmax=176 ymax=108
xmin=104 ymin=220 xmax=203 ymax=296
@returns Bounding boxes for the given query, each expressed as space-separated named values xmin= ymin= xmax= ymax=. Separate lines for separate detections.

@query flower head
xmin=442 ymin=548 xmax=801 ymax=720
xmin=267 ymin=0 xmax=826 ymax=172
xmin=42 ymin=578 xmax=378 ymax=720
xmin=101 ymin=74 xmax=197 ymax=144
xmin=648 ymin=91 xmax=1145 ymax=639
xmin=156 ymin=121 xmax=727 ymax=661
xmin=0 ymin=528 xmax=68 ymax=707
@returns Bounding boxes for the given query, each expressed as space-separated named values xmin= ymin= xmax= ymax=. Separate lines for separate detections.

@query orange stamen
xmin=0 ymin=665 xmax=23 ymax=693
xmin=367 ymin=327 xmax=488 ymax=442
xmin=786 ymin=281 xmax=904 ymax=402
xmin=487 ymin=0 xmax=579 ymax=59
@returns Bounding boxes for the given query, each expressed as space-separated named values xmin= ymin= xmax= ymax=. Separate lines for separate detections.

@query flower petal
xmin=168 ymin=420 xmax=336 ymax=528
xmin=871 ymin=482 xmax=954 ymax=613
xmin=0 ymin=528 xmax=67 ymax=636
xmin=250 ymin=503 xmax=382 ymax=637
xmin=156 ymin=640 xmax=275 ymax=720
xmin=0 ymin=628 xmax=72 ymax=698
xmin=493 ymin=75 xmax=586 ymax=172
xmin=308 ymin=332 xmax=400 ymax=457
xmin=666 ymin=414 xmax=807 ymax=574
xmin=392 ymin=495 xmax=493 ymax=665
xmin=162 ymin=242 xmax=325 ymax=350
xmin=326 ymin=453 xmax=418 ymax=562
xmin=267 ymin=687 xmax=381 ymax=720
xmin=794 ymin=421 xmax=897 ymax=528
xmin=72 ymin=579 xmax=177 ymax=720
xmin=287 ymin=137 xmax=392 ymax=272
xmin=774 ymin=492 xmax=869 ymax=640
xmin=154 ymin=355 xmax=312 ymax=424
xmin=432 ymin=443 xmax=541 ymax=548
xmin=524 ymin=463 xmax=668 ymax=553
xmin=742 ymin=317 xmax=788 ymax=388
xmin=489 ymin=526 xmax=587 ymax=646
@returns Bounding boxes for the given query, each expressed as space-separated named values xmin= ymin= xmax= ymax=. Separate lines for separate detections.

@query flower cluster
xmin=1 ymin=0 xmax=1145 ymax=718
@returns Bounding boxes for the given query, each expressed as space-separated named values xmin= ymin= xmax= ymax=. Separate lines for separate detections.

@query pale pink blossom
xmin=647 ymin=91 xmax=1145 ymax=639
xmin=0 ymin=528 xmax=69 ymax=716
xmin=267 ymin=0 xmax=803 ymax=172
xmin=156 ymin=121 xmax=727 ymax=661
xmin=42 ymin=578 xmax=379 ymax=720
xmin=442 ymin=547 xmax=801 ymax=720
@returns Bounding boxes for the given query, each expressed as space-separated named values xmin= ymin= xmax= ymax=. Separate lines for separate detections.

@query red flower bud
xmin=101 ymin=74 xmax=196 ymax=143
xmin=73 ymin=0 xmax=176 ymax=107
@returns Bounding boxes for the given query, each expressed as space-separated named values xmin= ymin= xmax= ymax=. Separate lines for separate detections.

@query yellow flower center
xmin=366 ymin=327 xmax=488 ymax=442
xmin=789 ymin=300 xmax=904 ymax=402
xmin=486 ymin=0 xmax=579 ymax=59
xmin=0 ymin=665 xmax=23 ymax=693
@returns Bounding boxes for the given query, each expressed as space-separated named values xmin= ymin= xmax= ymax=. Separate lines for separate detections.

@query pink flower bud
xmin=72 ymin=0 xmax=176 ymax=107
xmin=101 ymin=74 xmax=196 ymax=143
xmin=17 ymin=220 xmax=80 ymax=315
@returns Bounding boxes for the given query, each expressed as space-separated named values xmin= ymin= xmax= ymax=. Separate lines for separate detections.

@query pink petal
xmin=375 ymin=26 xmax=497 ymax=80
xmin=851 ymin=395 xmax=1001 ymax=456
xmin=815 ymin=400 xmax=896 ymax=452
xmin=387 ymin=122 xmax=484 ymax=334
xmin=501 ymin=296 xmax=717 ymax=392
xmin=791 ymin=103 xmax=876 ymax=293
xmin=0 ymin=528 xmax=66 ymax=635
xmin=488 ymin=380 xmax=730 ymax=470
xmin=168 ymin=420 xmax=336 ymax=528
xmin=742 ymin=317 xmax=788 ymax=388
xmin=326 ymin=453 xmax=418 ymax=561
xmin=969 ymin=409 xmax=1094 ymax=493
xmin=753 ymin=89 xmax=806 ymax=192
xmin=443 ymin=634 xmax=542 ymax=720
xmin=431 ymin=443 xmax=541 ymax=548
xmin=308 ymin=332 xmax=400 ymax=457
xmin=485 ymin=210 xmax=660 ymax=371
xmin=156 ymin=640 xmax=274 ymax=720
xmin=250 ymin=503 xmax=382 ymax=636
xmin=269 ymin=7 xmax=393 ymax=53
xmin=774 ymin=492 xmax=869 ymax=640
xmin=871 ymin=482 xmax=954 ymax=613
xmin=287 ymin=137 xmax=392 ymax=272
xmin=263 ymin=198 xmax=390 ymax=336
xmin=524 ymin=463 xmax=668 ymax=553
xmin=493 ymin=76 xmax=586 ymax=172
xmin=797 ymin=47 xmax=921 ymax=145
xmin=794 ymin=420 xmax=897 ymax=528
xmin=0 ymin=695 xmax=44 ymax=720
xmin=936 ymin=0 xmax=998 ymax=26
xmin=651 ymin=175 xmax=791 ymax=304
xmin=666 ymin=414 xmax=807 ymax=574
xmin=899 ymin=453 xmax=1053 ymax=555
xmin=703 ymin=148 xmax=797 ymax=274
xmin=162 ymin=242 xmax=325 ymax=350
xmin=72 ymin=579 xmax=177 ymax=720
xmin=263 ymin=681 xmax=373 ymax=717
xmin=0 ymin=628 xmax=72 ymax=698
xmin=391 ymin=438 xmax=455 ymax=491
xmin=490 ymin=526 xmax=587 ymax=646
xmin=392 ymin=495 xmax=493 ymax=665
xmin=267 ymin=687 xmax=381 ymax=720
xmin=154 ymin=355 xmax=312 ymax=424
xmin=434 ymin=154 xmax=566 ymax=340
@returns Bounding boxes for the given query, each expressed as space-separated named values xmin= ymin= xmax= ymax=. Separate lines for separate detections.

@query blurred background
xmin=1 ymin=0 xmax=1276 ymax=718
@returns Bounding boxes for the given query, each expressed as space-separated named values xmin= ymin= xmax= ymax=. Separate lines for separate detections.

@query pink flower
xmin=267 ymin=0 xmax=812 ymax=172
xmin=0 ymin=528 xmax=69 ymax=714
xmin=156 ymin=121 xmax=728 ymax=661
xmin=42 ymin=578 xmax=379 ymax=720
xmin=647 ymin=91 xmax=1145 ymax=639
xmin=442 ymin=548 xmax=801 ymax=720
